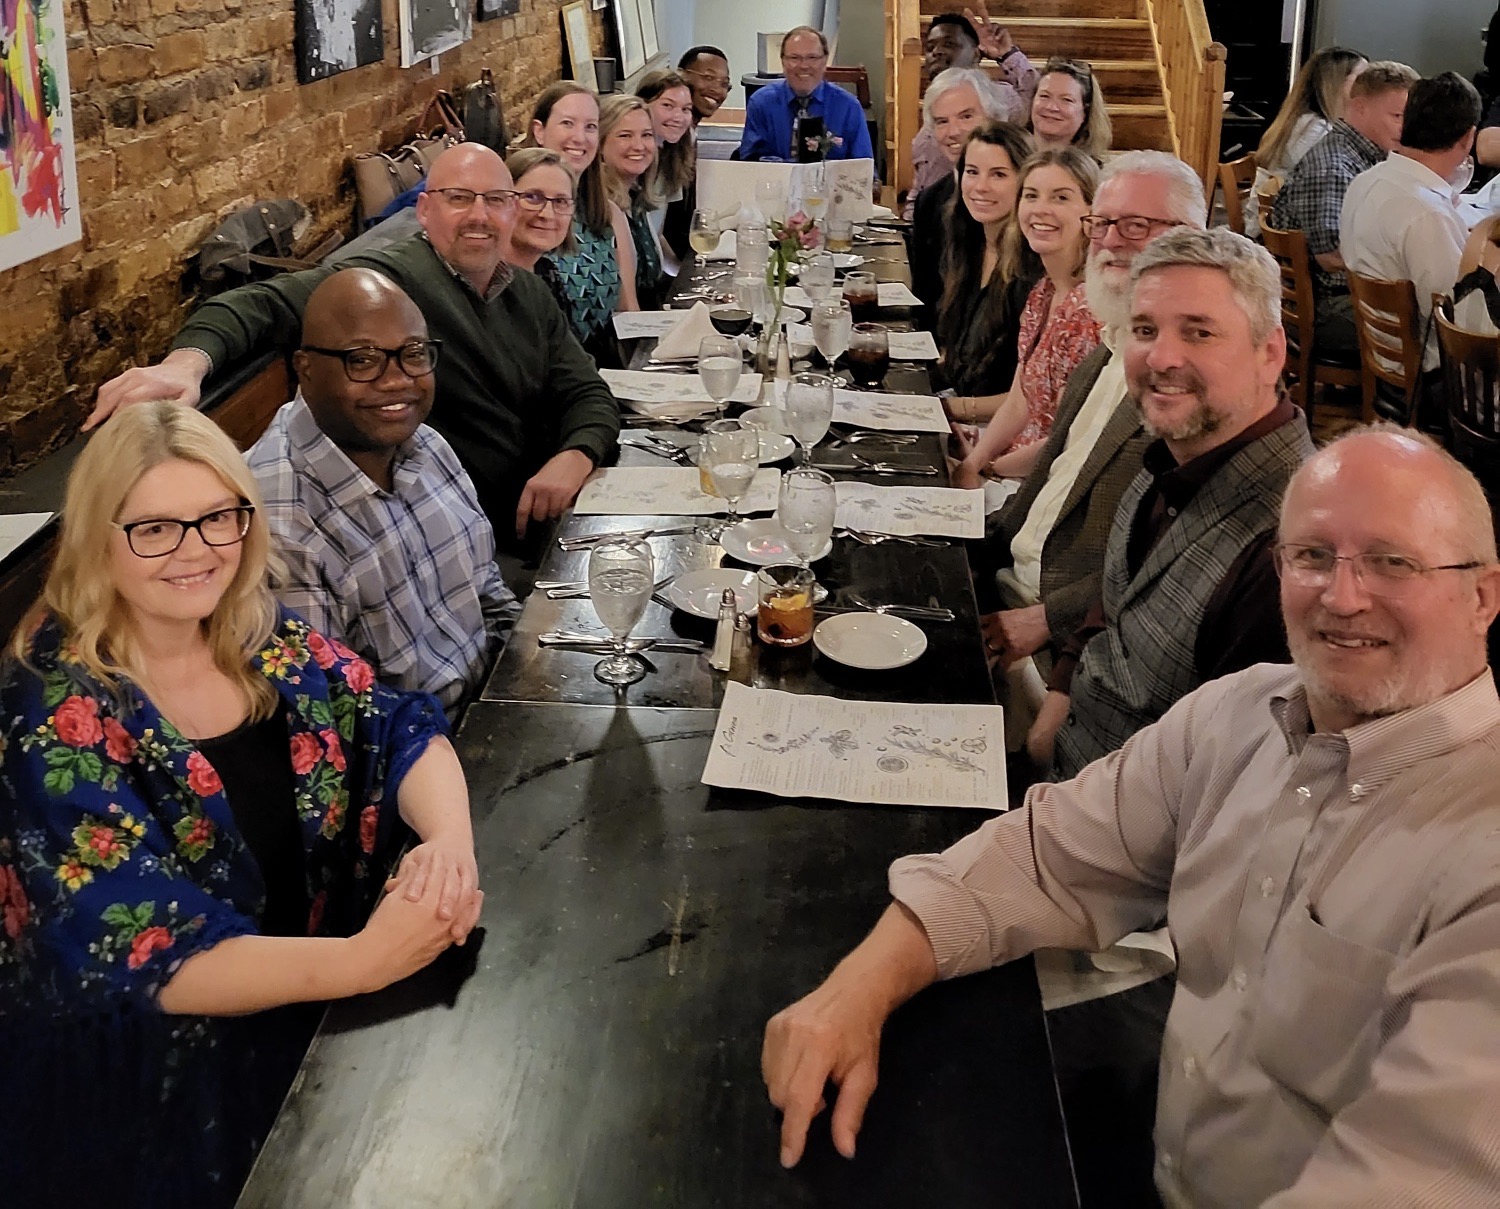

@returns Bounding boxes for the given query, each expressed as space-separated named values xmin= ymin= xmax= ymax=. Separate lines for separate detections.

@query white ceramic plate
xmin=757 ymin=433 xmax=795 ymax=463
xmin=664 ymin=568 xmax=758 ymax=618
xmin=814 ymin=612 xmax=928 ymax=670
xmin=738 ymin=406 xmax=786 ymax=433
xmin=720 ymin=519 xmax=832 ymax=567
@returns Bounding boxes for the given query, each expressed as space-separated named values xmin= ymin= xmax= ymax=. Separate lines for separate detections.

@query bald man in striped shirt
xmin=764 ymin=426 xmax=1500 ymax=1207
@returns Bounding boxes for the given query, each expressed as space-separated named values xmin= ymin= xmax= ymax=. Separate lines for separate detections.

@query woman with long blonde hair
xmin=598 ymin=93 xmax=669 ymax=309
xmin=0 ymin=403 xmax=481 ymax=1206
xmin=1027 ymin=58 xmax=1112 ymax=160
xmin=951 ymin=147 xmax=1102 ymax=483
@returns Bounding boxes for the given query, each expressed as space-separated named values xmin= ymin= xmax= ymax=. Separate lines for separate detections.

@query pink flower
xmin=126 ymin=926 xmax=173 ymax=970
xmin=307 ymin=631 xmax=337 ymax=669
xmin=289 ymin=732 xmax=322 ymax=776
xmin=102 ymin=717 xmax=137 ymax=764
xmin=330 ymin=638 xmax=359 ymax=661
xmin=53 ymin=696 xmax=104 ymax=748
xmin=185 ymin=751 xmax=223 ymax=798
xmin=359 ymin=805 xmax=378 ymax=854
xmin=320 ymin=728 xmax=346 ymax=773
xmin=344 ymin=659 xmax=374 ymax=695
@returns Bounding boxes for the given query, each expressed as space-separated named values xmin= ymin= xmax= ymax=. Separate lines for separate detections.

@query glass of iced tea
xmin=846 ymin=323 xmax=890 ymax=389
xmin=756 ymin=564 xmax=816 ymax=647
xmin=841 ymin=270 xmax=879 ymax=323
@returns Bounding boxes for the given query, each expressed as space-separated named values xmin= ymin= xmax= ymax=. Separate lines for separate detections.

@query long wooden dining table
xmin=236 ymin=228 xmax=1080 ymax=1208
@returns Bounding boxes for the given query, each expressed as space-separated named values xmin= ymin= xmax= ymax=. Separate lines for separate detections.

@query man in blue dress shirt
xmin=738 ymin=26 xmax=875 ymax=163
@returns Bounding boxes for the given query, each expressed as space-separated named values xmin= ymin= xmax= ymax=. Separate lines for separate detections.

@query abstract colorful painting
xmin=0 ymin=0 xmax=80 ymax=272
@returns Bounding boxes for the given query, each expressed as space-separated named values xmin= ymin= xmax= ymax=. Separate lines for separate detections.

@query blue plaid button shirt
xmin=247 ymin=396 xmax=520 ymax=711
xmin=1267 ymin=120 xmax=1385 ymax=297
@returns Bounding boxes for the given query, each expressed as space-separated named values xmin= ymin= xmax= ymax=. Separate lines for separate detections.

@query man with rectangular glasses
xmin=738 ymin=26 xmax=874 ymax=163
xmin=244 ymin=269 xmax=518 ymax=714
xmin=89 ymin=143 xmax=620 ymax=562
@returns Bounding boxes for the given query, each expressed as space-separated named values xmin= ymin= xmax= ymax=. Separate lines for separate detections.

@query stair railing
xmin=1143 ymin=0 xmax=1226 ymax=198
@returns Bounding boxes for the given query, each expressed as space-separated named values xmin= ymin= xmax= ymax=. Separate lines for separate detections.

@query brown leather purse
xmin=352 ymin=91 xmax=466 ymax=227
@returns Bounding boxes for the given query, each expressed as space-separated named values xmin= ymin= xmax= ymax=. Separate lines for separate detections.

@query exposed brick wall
xmin=0 ymin=0 xmax=606 ymax=475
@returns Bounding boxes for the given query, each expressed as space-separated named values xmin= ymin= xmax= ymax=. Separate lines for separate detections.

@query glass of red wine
xmin=709 ymin=306 xmax=754 ymax=338
xmin=846 ymin=323 xmax=890 ymax=390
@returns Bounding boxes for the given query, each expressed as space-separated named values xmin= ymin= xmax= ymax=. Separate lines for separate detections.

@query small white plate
xmin=720 ymin=519 xmax=832 ymax=567
xmin=664 ymin=568 xmax=758 ymax=618
xmin=757 ymin=433 xmax=795 ymax=463
xmin=738 ymin=406 xmax=787 ymax=434
xmin=814 ymin=612 xmax=928 ymax=670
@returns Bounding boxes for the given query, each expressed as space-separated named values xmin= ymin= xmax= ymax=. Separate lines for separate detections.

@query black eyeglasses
xmin=516 ymin=190 xmax=576 ymax=215
xmin=431 ymin=187 xmax=519 ymax=211
xmin=1081 ymin=215 xmax=1184 ymax=241
xmin=300 ymin=340 xmax=442 ymax=383
xmin=116 ymin=505 xmax=255 ymax=559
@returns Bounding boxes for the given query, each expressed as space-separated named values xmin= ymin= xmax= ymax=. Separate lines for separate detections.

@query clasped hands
xmin=384 ymin=833 xmax=483 ymax=946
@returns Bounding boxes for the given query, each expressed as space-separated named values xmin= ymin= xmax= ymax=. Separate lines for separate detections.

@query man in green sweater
xmin=89 ymin=144 xmax=620 ymax=547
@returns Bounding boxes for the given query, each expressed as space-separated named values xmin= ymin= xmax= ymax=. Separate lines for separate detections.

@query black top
xmin=939 ymin=270 xmax=1034 ymax=397
xmin=910 ymin=172 xmax=955 ymax=322
xmin=199 ymin=700 xmax=309 ymax=937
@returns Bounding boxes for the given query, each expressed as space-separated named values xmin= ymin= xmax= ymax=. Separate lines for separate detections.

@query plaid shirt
xmin=247 ymin=396 xmax=520 ymax=711
xmin=1268 ymin=120 xmax=1385 ymax=296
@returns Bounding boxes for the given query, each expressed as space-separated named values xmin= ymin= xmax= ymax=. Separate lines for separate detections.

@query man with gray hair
xmin=903 ymin=60 xmax=1025 ymax=222
xmin=1025 ymin=227 xmax=1315 ymax=780
xmin=973 ymin=152 xmax=1208 ymax=682
xmin=765 ymin=425 xmax=1500 ymax=1204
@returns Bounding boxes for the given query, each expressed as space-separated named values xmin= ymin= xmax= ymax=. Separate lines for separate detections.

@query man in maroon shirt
xmin=1024 ymin=228 xmax=1316 ymax=779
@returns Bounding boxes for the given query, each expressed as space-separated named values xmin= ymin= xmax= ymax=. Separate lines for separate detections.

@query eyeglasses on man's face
xmin=431 ymin=187 xmax=519 ymax=211
xmin=684 ymin=67 xmax=731 ymax=90
xmin=300 ymin=341 xmax=443 ymax=383
xmin=516 ymin=189 xmax=576 ymax=215
xmin=782 ymin=53 xmax=827 ymax=67
xmin=116 ymin=505 xmax=255 ymax=559
xmin=1273 ymin=543 xmax=1485 ymax=596
xmin=1081 ymin=214 xmax=1183 ymax=241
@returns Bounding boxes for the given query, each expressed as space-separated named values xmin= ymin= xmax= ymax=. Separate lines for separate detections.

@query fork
xmin=852 ymin=454 xmax=939 ymax=477
xmin=830 ymin=429 xmax=921 ymax=446
xmin=839 ymin=530 xmax=950 ymax=548
xmin=621 ymin=436 xmax=693 ymax=465
xmin=846 ymin=592 xmax=955 ymax=622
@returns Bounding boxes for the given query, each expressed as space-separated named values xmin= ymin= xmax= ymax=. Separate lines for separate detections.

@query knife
xmin=538 ymin=633 xmax=707 ymax=654
xmin=558 ymin=525 xmax=697 ymax=550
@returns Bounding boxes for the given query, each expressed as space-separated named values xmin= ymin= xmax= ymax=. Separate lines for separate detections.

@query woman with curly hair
xmin=0 ymin=403 xmax=482 ymax=1207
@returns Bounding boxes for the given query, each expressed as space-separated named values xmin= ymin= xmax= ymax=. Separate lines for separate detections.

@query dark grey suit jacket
xmin=984 ymin=342 xmax=1154 ymax=645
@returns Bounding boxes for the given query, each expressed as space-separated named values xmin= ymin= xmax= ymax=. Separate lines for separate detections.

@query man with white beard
xmin=976 ymin=152 xmax=1208 ymax=676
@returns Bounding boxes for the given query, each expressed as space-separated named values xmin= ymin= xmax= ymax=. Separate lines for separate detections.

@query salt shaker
xmin=710 ymin=588 xmax=737 ymax=671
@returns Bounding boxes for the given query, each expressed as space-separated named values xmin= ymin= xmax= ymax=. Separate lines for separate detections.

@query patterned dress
xmin=0 ymin=610 xmax=446 ymax=1207
xmin=544 ymin=214 xmax=623 ymax=347
xmin=1008 ymin=277 xmax=1103 ymax=452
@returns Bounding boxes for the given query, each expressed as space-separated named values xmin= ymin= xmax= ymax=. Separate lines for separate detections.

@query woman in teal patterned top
xmin=523 ymin=84 xmax=639 ymax=364
xmin=600 ymin=94 xmax=668 ymax=312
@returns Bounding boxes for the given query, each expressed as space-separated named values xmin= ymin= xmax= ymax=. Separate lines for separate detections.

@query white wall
xmin=689 ymin=0 xmax=822 ymax=106
xmin=1314 ymin=0 xmax=1493 ymax=78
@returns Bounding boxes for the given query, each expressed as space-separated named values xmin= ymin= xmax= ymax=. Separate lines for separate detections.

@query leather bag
xmin=352 ymin=91 xmax=466 ymax=226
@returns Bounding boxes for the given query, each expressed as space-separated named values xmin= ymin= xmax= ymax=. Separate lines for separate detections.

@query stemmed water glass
xmin=734 ymin=274 xmax=770 ymax=336
xmin=784 ymin=373 xmax=835 ymax=466
xmin=778 ymin=467 xmax=837 ymax=602
xmin=697 ymin=335 xmax=743 ymax=418
xmin=811 ymin=299 xmax=853 ymax=374
xmin=588 ymin=537 xmax=656 ymax=686
xmin=800 ymin=252 xmax=836 ymax=303
xmin=699 ymin=418 xmax=760 ymax=541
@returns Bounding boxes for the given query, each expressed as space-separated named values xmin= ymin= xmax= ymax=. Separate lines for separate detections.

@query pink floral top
xmin=1008 ymin=277 xmax=1103 ymax=452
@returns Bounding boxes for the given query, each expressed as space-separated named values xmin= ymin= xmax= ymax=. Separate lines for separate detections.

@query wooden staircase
xmin=884 ymin=0 xmax=1224 ymax=198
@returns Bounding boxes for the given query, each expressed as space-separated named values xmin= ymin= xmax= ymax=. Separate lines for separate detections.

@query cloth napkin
xmin=651 ymin=302 xmax=719 ymax=362
xmin=703 ymin=229 xmax=737 ymax=260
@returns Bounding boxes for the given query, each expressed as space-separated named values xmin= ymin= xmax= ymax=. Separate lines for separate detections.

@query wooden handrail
xmin=1142 ymin=0 xmax=1226 ymax=198
xmin=886 ymin=0 xmax=924 ymax=194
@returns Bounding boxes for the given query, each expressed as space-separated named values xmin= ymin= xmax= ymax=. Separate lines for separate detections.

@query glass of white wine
xmin=689 ymin=209 xmax=721 ymax=258
xmin=784 ymin=373 xmax=835 ymax=465
xmin=697 ymin=335 xmax=743 ymax=418
xmin=811 ymin=298 xmax=853 ymax=373
xmin=699 ymin=418 xmax=760 ymax=542
xmin=588 ymin=537 xmax=656 ymax=686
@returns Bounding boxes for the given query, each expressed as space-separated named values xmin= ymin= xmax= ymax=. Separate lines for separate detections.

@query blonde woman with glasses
xmin=0 ymin=404 xmax=481 ymax=1206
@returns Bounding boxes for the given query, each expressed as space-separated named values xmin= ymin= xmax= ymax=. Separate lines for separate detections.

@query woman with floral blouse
xmin=0 ymin=403 xmax=483 ymax=1207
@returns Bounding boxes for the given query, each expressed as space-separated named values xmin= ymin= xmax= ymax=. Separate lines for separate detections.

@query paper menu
xmin=877 ymin=282 xmax=922 ymax=307
xmin=886 ymin=329 xmax=939 ymax=360
xmin=574 ymin=466 xmax=781 ymax=516
xmin=832 ymin=389 xmax=949 ymax=433
xmin=612 ymin=310 xmax=693 ymax=339
xmin=600 ymin=369 xmax=764 ymax=405
xmin=834 ymin=483 xmax=986 ymax=538
xmin=702 ymin=683 xmax=1007 ymax=809
xmin=696 ymin=160 xmax=879 ymax=225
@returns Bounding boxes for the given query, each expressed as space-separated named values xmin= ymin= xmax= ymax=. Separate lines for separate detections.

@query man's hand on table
xmin=1025 ymin=690 xmax=1070 ymax=769
xmin=386 ymin=832 xmax=483 ymax=945
xmin=763 ymin=904 xmax=939 ymax=1168
xmin=981 ymin=604 xmax=1050 ymax=666
xmin=85 ymin=349 xmax=210 ymax=431
xmin=516 ymin=449 xmax=596 ymax=538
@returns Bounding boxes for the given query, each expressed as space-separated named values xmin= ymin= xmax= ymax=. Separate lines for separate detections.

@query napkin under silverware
xmin=537 ymin=632 xmax=707 ymax=654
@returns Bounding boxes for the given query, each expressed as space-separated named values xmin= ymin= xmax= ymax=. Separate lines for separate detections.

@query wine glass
xmin=588 ymin=537 xmax=655 ymax=686
xmin=699 ymin=418 xmax=760 ymax=541
xmin=709 ymin=306 xmax=754 ymax=338
xmin=734 ymin=275 xmax=769 ymax=335
xmin=688 ymin=209 xmax=721 ymax=258
xmin=846 ymin=323 xmax=890 ymax=390
xmin=800 ymin=252 xmax=836 ymax=303
xmin=697 ymin=335 xmax=743 ymax=417
xmin=757 ymin=178 xmax=787 ymax=223
xmin=784 ymin=373 xmax=835 ymax=466
xmin=778 ymin=467 xmax=837 ymax=602
xmin=811 ymin=299 xmax=853 ymax=372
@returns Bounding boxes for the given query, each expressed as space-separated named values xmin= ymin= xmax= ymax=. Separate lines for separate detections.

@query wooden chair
xmin=1348 ymin=269 xmax=1423 ymax=424
xmin=1434 ymin=294 xmax=1500 ymax=493
xmin=1260 ymin=222 xmax=1362 ymax=418
xmin=1216 ymin=154 xmax=1257 ymax=236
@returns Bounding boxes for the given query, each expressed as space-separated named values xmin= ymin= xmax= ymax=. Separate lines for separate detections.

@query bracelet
xmin=998 ymin=47 xmax=1020 ymax=62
